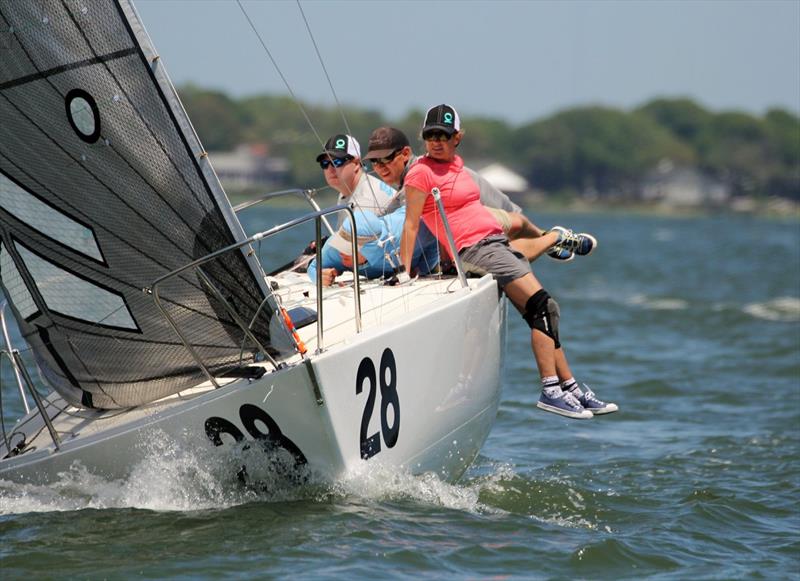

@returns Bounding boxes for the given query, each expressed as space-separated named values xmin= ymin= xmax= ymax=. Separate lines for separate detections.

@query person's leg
xmin=507 ymin=214 xmax=575 ymax=262
xmin=510 ymin=234 xmax=560 ymax=262
xmin=460 ymin=238 xmax=590 ymax=418
xmin=555 ymin=348 xmax=573 ymax=381
xmin=488 ymin=210 xmax=570 ymax=262
xmin=506 ymin=213 xmax=543 ymax=239
xmin=504 ymin=272 xmax=556 ymax=370
xmin=504 ymin=273 xmax=592 ymax=419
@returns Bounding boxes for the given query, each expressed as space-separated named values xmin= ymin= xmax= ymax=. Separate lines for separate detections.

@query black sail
xmin=0 ymin=0 xmax=276 ymax=409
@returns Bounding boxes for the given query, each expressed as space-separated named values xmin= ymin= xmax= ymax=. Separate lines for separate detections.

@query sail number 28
xmin=357 ymin=348 xmax=400 ymax=459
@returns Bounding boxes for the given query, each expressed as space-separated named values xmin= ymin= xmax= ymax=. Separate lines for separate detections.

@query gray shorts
xmin=459 ymin=235 xmax=530 ymax=288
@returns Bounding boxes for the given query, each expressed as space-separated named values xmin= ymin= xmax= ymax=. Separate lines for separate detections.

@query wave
xmin=627 ymin=294 xmax=689 ymax=311
xmin=653 ymin=228 xmax=676 ymax=242
xmin=0 ymin=432 xmax=315 ymax=514
xmin=0 ymin=441 xmax=602 ymax=533
xmin=0 ymin=457 xmax=505 ymax=516
xmin=742 ymin=297 xmax=800 ymax=322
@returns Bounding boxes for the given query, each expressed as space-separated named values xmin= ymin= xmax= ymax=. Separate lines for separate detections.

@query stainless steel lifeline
xmin=150 ymin=205 xmax=362 ymax=387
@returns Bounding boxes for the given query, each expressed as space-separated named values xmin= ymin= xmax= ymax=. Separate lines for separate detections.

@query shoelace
xmin=584 ymin=392 xmax=601 ymax=404
xmin=580 ymin=385 xmax=602 ymax=404
xmin=556 ymin=228 xmax=583 ymax=251
xmin=562 ymin=391 xmax=584 ymax=410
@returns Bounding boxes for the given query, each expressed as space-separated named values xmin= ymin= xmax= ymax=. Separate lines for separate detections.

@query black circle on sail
xmin=65 ymin=88 xmax=101 ymax=143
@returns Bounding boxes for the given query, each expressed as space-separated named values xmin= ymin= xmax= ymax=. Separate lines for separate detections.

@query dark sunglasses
xmin=422 ymin=130 xmax=453 ymax=142
xmin=319 ymin=156 xmax=352 ymax=170
xmin=370 ymin=149 xmax=402 ymax=166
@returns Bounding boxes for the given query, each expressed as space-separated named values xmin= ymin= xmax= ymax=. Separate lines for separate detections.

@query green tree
xmin=763 ymin=108 xmax=800 ymax=200
xmin=636 ymin=98 xmax=714 ymax=151
xmin=703 ymin=111 xmax=767 ymax=195
xmin=512 ymin=106 xmax=693 ymax=196
xmin=179 ymin=84 xmax=245 ymax=151
xmin=640 ymin=100 xmax=799 ymax=199
xmin=176 ymin=85 xmax=798 ymax=202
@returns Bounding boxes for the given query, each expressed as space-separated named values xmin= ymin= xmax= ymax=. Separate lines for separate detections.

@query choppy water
xmin=1 ymin=210 xmax=798 ymax=579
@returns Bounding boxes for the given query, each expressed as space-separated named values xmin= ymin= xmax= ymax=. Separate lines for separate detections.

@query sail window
xmin=15 ymin=242 xmax=138 ymax=331
xmin=65 ymin=89 xmax=101 ymax=143
xmin=0 ymin=174 xmax=104 ymax=262
xmin=0 ymin=242 xmax=39 ymax=319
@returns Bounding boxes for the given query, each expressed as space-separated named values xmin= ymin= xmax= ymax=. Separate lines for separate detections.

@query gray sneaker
xmin=550 ymin=226 xmax=597 ymax=256
xmin=574 ymin=386 xmax=619 ymax=415
xmin=537 ymin=390 xmax=593 ymax=419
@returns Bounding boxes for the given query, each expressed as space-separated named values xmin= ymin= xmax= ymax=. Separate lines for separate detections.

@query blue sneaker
xmin=537 ymin=390 xmax=593 ymax=419
xmin=550 ymin=226 xmax=597 ymax=256
xmin=546 ymin=244 xmax=574 ymax=262
xmin=573 ymin=386 xmax=618 ymax=415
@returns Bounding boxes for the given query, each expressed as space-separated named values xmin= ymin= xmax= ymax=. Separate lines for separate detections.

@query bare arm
xmin=400 ymin=186 xmax=427 ymax=272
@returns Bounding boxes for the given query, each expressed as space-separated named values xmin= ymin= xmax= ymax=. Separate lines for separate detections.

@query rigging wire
xmin=293 ymin=0 xmax=388 ymax=215
xmin=292 ymin=0 xmax=407 ymax=302
xmin=295 ymin=0 xmax=353 ymax=139
xmin=236 ymin=0 xmax=385 ymax=217
xmin=235 ymin=0 xmax=326 ymax=150
xmin=236 ymin=0 xmax=416 ymax=322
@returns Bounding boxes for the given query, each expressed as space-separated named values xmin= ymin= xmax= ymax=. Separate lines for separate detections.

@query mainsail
xmin=0 ymin=0 xmax=277 ymax=409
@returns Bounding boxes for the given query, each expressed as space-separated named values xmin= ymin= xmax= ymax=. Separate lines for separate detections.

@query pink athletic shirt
xmin=404 ymin=155 xmax=502 ymax=257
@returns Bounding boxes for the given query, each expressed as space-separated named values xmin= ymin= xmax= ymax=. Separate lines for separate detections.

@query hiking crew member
xmin=399 ymin=104 xmax=618 ymax=419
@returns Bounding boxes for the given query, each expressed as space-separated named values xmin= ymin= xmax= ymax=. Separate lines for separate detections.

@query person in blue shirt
xmin=307 ymin=208 xmax=438 ymax=286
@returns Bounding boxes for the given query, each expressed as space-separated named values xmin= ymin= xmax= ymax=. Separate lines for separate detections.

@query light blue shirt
xmin=308 ymin=208 xmax=439 ymax=280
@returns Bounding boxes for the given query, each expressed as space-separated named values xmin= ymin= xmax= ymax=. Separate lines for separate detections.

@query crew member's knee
xmin=521 ymin=289 xmax=561 ymax=348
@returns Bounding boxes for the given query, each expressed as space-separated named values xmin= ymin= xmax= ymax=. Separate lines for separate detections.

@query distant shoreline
xmin=226 ymin=189 xmax=800 ymax=220
xmin=518 ymin=194 xmax=800 ymax=220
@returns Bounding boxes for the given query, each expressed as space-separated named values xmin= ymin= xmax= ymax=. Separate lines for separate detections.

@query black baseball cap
xmin=422 ymin=104 xmax=461 ymax=135
xmin=316 ymin=134 xmax=361 ymax=162
xmin=363 ymin=127 xmax=411 ymax=160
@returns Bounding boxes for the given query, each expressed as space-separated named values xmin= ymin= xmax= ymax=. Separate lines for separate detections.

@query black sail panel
xmin=0 ymin=0 xmax=275 ymax=409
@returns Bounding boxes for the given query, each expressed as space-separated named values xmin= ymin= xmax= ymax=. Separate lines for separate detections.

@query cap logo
xmin=335 ymin=138 xmax=346 ymax=148
xmin=443 ymin=112 xmax=453 ymax=125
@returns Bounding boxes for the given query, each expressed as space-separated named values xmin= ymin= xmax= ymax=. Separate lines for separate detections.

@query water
xmin=1 ymin=210 xmax=798 ymax=579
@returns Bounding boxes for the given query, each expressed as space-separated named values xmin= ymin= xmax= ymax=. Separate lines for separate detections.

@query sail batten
xmin=0 ymin=48 xmax=139 ymax=92
xmin=0 ymin=0 xmax=277 ymax=409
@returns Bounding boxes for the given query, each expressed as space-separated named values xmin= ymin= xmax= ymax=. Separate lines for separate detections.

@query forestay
xmin=0 ymin=0 xmax=277 ymax=409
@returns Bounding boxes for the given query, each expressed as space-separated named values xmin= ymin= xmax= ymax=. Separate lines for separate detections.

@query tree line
xmin=178 ymin=84 xmax=799 ymax=201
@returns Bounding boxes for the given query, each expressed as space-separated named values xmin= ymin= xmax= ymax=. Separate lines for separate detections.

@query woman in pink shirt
xmin=400 ymin=104 xmax=618 ymax=419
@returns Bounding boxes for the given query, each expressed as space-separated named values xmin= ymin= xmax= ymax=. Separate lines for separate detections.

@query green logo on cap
xmin=443 ymin=112 xmax=453 ymax=125
xmin=335 ymin=138 xmax=346 ymax=149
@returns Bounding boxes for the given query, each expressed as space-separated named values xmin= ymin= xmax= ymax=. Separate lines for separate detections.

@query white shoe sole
xmin=575 ymin=233 xmax=597 ymax=256
xmin=537 ymin=401 xmax=593 ymax=419
xmin=587 ymin=403 xmax=618 ymax=415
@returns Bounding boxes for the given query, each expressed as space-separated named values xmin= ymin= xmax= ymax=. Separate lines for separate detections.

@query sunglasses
xmin=370 ymin=149 xmax=402 ymax=166
xmin=422 ymin=130 xmax=453 ymax=142
xmin=319 ymin=157 xmax=352 ymax=170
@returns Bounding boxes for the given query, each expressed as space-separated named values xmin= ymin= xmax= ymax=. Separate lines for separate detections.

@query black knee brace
xmin=522 ymin=289 xmax=561 ymax=348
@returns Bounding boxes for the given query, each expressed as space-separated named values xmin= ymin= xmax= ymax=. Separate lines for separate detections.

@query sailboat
xmin=0 ymin=0 xmax=506 ymax=486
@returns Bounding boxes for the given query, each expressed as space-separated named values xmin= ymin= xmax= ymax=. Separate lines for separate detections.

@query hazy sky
xmin=134 ymin=0 xmax=800 ymax=125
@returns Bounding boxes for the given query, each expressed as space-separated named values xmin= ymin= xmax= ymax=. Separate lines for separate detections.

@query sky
xmin=133 ymin=0 xmax=800 ymax=125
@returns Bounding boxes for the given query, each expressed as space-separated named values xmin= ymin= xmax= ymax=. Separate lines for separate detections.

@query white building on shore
xmin=477 ymin=162 xmax=530 ymax=194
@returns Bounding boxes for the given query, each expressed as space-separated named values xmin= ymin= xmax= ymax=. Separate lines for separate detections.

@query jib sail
xmin=0 ymin=0 xmax=277 ymax=409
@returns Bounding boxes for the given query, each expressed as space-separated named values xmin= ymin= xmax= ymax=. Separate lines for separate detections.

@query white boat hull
xmin=0 ymin=275 xmax=506 ymax=486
